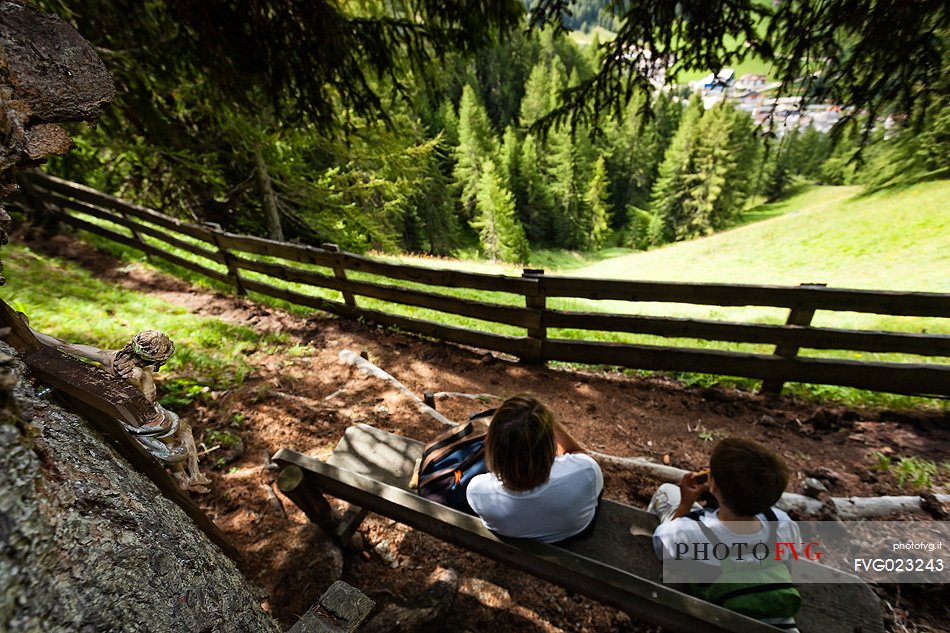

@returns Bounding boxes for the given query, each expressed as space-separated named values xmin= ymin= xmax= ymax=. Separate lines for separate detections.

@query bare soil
xmin=29 ymin=235 xmax=950 ymax=633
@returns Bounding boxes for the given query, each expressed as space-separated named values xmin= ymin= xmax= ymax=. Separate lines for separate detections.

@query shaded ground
xmin=29 ymin=235 xmax=950 ymax=632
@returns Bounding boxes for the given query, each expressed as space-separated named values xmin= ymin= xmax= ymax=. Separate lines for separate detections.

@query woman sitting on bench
xmin=466 ymin=394 xmax=603 ymax=543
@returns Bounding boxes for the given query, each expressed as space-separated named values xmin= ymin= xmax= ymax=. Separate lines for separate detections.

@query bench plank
xmin=276 ymin=425 xmax=883 ymax=633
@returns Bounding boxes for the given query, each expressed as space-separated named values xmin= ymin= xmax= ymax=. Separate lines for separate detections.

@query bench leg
xmin=278 ymin=464 xmax=341 ymax=535
xmin=336 ymin=506 xmax=370 ymax=543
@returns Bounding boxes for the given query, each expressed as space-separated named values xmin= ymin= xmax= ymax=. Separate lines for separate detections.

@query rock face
xmin=0 ymin=342 xmax=281 ymax=632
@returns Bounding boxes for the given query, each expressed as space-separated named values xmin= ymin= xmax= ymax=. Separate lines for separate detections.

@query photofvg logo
xmin=672 ymin=540 xmax=822 ymax=562
xmin=661 ymin=521 xmax=950 ymax=585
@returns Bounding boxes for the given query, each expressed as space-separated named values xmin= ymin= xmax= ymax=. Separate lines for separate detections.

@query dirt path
xmin=31 ymin=235 xmax=950 ymax=632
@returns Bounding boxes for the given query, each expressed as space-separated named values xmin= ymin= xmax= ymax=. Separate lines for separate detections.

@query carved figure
xmin=27 ymin=323 xmax=210 ymax=492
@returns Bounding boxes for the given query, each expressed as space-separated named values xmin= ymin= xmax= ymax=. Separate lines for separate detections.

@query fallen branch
xmin=596 ymin=454 xmax=950 ymax=519
xmin=338 ymin=350 xmax=456 ymax=427
xmin=431 ymin=391 xmax=502 ymax=403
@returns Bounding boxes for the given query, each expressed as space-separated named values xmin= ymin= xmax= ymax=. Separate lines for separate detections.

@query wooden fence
xmin=18 ymin=171 xmax=950 ymax=397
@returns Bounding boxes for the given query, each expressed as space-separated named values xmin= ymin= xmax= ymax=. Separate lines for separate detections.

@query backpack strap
xmin=418 ymin=436 xmax=487 ymax=488
xmin=687 ymin=510 xmax=722 ymax=547
xmin=420 ymin=424 xmax=485 ymax=473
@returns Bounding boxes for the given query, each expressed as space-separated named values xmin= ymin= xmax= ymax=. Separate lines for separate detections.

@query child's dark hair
xmin=710 ymin=438 xmax=789 ymax=516
xmin=485 ymin=394 xmax=557 ymax=492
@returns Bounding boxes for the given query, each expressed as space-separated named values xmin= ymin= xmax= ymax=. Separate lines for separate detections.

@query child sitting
xmin=649 ymin=437 xmax=802 ymax=631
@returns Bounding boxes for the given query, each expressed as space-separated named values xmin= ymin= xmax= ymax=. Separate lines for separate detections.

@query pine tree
xmin=518 ymin=134 xmax=556 ymax=243
xmin=718 ymin=104 xmax=761 ymax=226
xmin=761 ymin=129 xmax=800 ymax=202
xmin=547 ymin=120 xmax=583 ymax=247
xmin=453 ymin=85 xmax=498 ymax=219
xmin=499 ymin=125 xmax=522 ymax=194
xmin=472 ymin=160 xmax=530 ymax=263
xmin=796 ymin=125 xmax=831 ymax=180
xmin=601 ymin=90 xmax=660 ymax=226
xmin=581 ymin=155 xmax=611 ymax=250
xmin=650 ymin=96 xmax=704 ymax=243
xmin=436 ymin=97 xmax=460 ymax=148
xmin=820 ymin=123 xmax=862 ymax=185
xmin=520 ymin=62 xmax=553 ymax=129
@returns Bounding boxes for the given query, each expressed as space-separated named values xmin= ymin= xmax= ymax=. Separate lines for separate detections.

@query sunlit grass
xmin=0 ymin=244 xmax=285 ymax=391
xmin=572 ymin=183 xmax=950 ymax=293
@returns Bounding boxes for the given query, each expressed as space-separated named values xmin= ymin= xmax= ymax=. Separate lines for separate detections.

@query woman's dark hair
xmin=485 ymin=394 xmax=557 ymax=492
xmin=710 ymin=437 xmax=789 ymax=516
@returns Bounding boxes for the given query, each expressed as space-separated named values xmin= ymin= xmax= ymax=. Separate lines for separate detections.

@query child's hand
xmin=678 ymin=472 xmax=709 ymax=506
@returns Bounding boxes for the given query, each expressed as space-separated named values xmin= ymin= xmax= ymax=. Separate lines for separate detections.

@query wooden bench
xmin=274 ymin=424 xmax=883 ymax=633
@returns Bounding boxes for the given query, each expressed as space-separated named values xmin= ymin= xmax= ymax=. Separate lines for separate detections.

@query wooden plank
xmin=273 ymin=450 xmax=783 ymax=633
xmin=323 ymin=244 xmax=356 ymax=308
xmin=545 ymin=310 xmax=950 ymax=357
xmin=522 ymin=269 xmax=546 ymax=364
xmin=346 ymin=306 xmax=528 ymax=358
xmin=240 ymin=278 xmax=353 ymax=318
xmin=341 ymin=252 xmax=537 ymax=294
xmin=241 ymin=276 xmax=527 ymax=357
xmin=31 ymin=173 xmax=214 ymax=242
xmin=204 ymin=223 xmax=247 ymax=295
xmin=278 ymin=465 xmax=340 ymax=533
xmin=544 ymin=339 xmax=950 ymax=396
xmin=216 ymin=232 xmax=340 ymax=267
xmin=55 ymin=196 xmax=226 ymax=264
xmin=57 ymin=214 xmax=232 ymax=285
xmin=231 ymin=255 xmax=338 ymax=288
xmin=541 ymin=277 xmax=950 ymax=317
xmin=326 ymin=424 xmax=421 ymax=487
xmin=233 ymin=254 xmax=536 ymax=328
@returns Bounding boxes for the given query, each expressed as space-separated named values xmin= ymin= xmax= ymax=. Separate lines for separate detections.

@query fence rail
xmin=19 ymin=171 xmax=950 ymax=397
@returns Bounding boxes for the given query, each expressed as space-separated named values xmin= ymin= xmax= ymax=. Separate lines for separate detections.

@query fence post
xmin=205 ymin=222 xmax=246 ymax=296
xmin=522 ymin=268 xmax=546 ymax=365
xmin=760 ymin=282 xmax=827 ymax=394
xmin=322 ymin=243 xmax=356 ymax=309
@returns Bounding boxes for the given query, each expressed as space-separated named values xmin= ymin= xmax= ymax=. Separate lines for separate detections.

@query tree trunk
xmin=254 ymin=142 xmax=284 ymax=241
xmin=0 ymin=342 xmax=281 ymax=632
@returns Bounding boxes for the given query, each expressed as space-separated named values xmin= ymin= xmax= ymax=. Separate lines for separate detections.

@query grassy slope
xmin=560 ymin=183 xmax=950 ymax=335
xmin=573 ymin=183 xmax=950 ymax=293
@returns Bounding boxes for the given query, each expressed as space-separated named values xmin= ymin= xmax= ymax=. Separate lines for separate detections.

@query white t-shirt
xmin=653 ymin=506 xmax=801 ymax=565
xmin=466 ymin=453 xmax=604 ymax=543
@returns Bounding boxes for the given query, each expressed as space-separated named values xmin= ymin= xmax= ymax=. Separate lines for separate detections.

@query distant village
xmin=685 ymin=69 xmax=842 ymax=135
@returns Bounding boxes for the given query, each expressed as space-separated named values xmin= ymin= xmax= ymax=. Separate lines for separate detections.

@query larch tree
xmin=650 ymin=95 xmax=704 ymax=243
xmin=581 ymin=155 xmax=611 ymax=250
xmin=472 ymin=160 xmax=530 ymax=263
xmin=453 ymin=85 xmax=499 ymax=219
xmin=518 ymin=133 xmax=557 ymax=244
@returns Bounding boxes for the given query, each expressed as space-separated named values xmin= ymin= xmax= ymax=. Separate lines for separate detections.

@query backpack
xmin=688 ymin=509 xmax=802 ymax=620
xmin=416 ymin=409 xmax=494 ymax=514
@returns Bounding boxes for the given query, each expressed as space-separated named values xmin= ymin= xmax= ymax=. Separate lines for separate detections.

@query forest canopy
xmin=32 ymin=0 xmax=949 ymax=261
